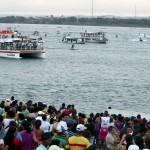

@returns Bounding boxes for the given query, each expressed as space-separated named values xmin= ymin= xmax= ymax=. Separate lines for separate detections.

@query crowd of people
xmin=0 ymin=96 xmax=149 ymax=150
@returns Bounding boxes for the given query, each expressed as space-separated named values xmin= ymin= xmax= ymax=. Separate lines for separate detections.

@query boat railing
xmin=0 ymin=44 xmax=43 ymax=51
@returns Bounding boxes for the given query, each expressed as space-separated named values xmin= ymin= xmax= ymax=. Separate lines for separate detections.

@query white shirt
xmin=3 ymin=118 xmax=15 ymax=131
xmin=40 ymin=121 xmax=50 ymax=132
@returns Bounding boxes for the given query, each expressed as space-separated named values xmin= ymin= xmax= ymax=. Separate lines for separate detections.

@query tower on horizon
xmin=92 ymin=0 xmax=93 ymax=18
xmin=135 ymin=4 xmax=136 ymax=19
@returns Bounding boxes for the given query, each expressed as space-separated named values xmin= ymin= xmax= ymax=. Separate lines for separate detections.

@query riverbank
xmin=0 ymin=16 xmax=150 ymax=28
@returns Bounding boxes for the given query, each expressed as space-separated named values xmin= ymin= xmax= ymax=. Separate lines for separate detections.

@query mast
xmin=92 ymin=0 xmax=93 ymax=18
xmin=135 ymin=3 xmax=136 ymax=19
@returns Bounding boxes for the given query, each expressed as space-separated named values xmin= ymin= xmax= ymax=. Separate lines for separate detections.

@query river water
xmin=0 ymin=23 xmax=150 ymax=115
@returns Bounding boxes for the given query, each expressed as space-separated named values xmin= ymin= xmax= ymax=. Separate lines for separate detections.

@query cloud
xmin=0 ymin=0 xmax=149 ymax=16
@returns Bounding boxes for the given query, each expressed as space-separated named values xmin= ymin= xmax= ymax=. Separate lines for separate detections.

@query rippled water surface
xmin=0 ymin=23 xmax=150 ymax=114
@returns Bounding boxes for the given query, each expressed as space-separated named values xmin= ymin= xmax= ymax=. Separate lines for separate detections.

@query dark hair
xmin=4 ymin=106 xmax=10 ymax=112
xmin=134 ymin=136 xmax=144 ymax=149
xmin=58 ymin=114 xmax=67 ymax=122
xmin=11 ymin=96 xmax=14 ymax=101
xmin=90 ymin=113 xmax=94 ymax=118
xmin=26 ymin=117 xmax=32 ymax=123
xmin=108 ymin=126 xmax=114 ymax=132
xmin=62 ymin=103 xmax=65 ymax=107
xmin=4 ymin=126 xmax=17 ymax=145
xmin=29 ymin=107 xmax=34 ymax=113
xmin=42 ymin=114 xmax=47 ymax=121
xmin=18 ymin=113 xmax=25 ymax=120
xmin=34 ymin=120 xmax=41 ymax=129
xmin=22 ymin=120 xmax=31 ymax=133
xmin=7 ymin=110 xmax=15 ymax=118
xmin=50 ymin=139 xmax=61 ymax=146
xmin=0 ymin=115 xmax=3 ymax=123
xmin=126 ymin=134 xmax=133 ymax=150
xmin=9 ymin=121 xmax=17 ymax=128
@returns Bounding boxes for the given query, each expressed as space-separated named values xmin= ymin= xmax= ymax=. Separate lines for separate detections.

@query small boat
xmin=70 ymin=45 xmax=77 ymax=50
xmin=81 ymin=31 xmax=108 ymax=44
xmin=62 ymin=32 xmax=85 ymax=44
xmin=0 ymin=29 xmax=45 ymax=58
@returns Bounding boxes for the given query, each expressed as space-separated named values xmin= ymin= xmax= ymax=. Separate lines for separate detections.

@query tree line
xmin=0 ymin=16 xmax=150 ymax=27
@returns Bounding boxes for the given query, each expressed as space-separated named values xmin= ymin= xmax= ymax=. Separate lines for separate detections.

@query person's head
xmin=62 ymin=103 xmax=65 ymax=108
xmin=50 ymin=139 xmax=61 ymax=147
xmin=76 ymin=124 xmax=87 ymax=135
xmin=128 ymin=145 xmax=140 ymax=150
xmin=11 ymin=96 xmax=14 ymax=101
xmin=90 ymin=113 xmax=94 ymax=118
xmin=66 ymin=119 xmax=75 ymax=128
xmin=9 ymin=120 xmax=18 ymax=128
xmin=22 ymin=104 xmax=27 ymax=110
xmin=137 ymin=114 xmax=141 ymax=119
xmin=59 ymin=114 xmax=68 ymax=122
xmin=42 ymin=114 xmax=47 ymax=121
xmin=41 ymin=132 xmax=52 ymax=147
xmin=139 ymin=127 xmax=147 ymax=136
xmin=108 ymin=126 xmax=115 ymax=134
xmin=134 ymin=136 xmax=144 ymax=149
xmin=126 ymin=126 xmax=133 ymax=134
xmin=50 ymin=110 xmax=56 ymax=118
xmin=126 ymin=134 xmax=134 ymax=149
xmin=55 ymin=125 xmax=64 ymax=135
xmin=7 ymin=110 xmax=15 ymax=118
xmin=18 ymin=113 xmax=25 ymax=121
xmin=21 ymin=120 xmax=31 ymax=133
xmin=34 ymin=120 xmax=41 ymax=129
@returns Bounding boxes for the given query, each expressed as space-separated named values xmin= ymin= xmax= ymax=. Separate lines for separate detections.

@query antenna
xmin=92 ymin=0 xmax=93 ymax=18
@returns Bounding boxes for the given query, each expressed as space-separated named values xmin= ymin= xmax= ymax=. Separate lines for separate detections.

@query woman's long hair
xmin=4 ymin=126 xmax=17 ymax=146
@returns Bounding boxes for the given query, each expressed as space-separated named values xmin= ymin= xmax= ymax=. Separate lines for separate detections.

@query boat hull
xmin=0 ymin=50 xmax=45 ymax=58
xmin=0 ymin=50 xmax=21 ymax=58
xmin=20 ymin=50 xmax=46 ymax=58
xmin=85 ymin=39 xmax=107 ymax=43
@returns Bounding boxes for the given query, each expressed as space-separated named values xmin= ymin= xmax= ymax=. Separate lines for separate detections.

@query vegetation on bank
xmin=0 ymin=16 xmax=150 ymax=27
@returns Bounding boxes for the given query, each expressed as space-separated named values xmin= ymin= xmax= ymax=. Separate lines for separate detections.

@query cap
xmin=76 ymin=124 xmax=87 ymax=131
xmin=66 ymin=119 xmax=76 ymax=126
xmin=41 ymin=132 xmax=52 ymax=140
xmin=56 ymin=125 xmax=63 ymax=133
xmin=58 ymin=121 xmax=68 ymax=131
xmin=38 ymin=111 xmax=45 ymax=115
xmin=128 ymin=145 xmax=139 ymax=150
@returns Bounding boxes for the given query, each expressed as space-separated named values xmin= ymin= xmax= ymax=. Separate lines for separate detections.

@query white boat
xmin=0 ymin=29 xmax=45 ymax=59
xmin=62 ymin=32 xmax=85 ymax=44
xmin=81 ymin=31 xmax=108 ymax=43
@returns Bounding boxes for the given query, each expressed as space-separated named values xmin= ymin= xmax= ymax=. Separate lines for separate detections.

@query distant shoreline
xmin=0 ymin=15 xmax=150 ymax=28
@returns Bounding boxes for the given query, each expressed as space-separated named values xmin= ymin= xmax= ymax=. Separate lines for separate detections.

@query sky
xmin=0 ymin=0 xmax=150 ymax=17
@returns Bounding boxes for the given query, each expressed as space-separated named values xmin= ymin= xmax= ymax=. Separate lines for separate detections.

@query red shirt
xmin=8 ymin=137 xmax=23 ymax=150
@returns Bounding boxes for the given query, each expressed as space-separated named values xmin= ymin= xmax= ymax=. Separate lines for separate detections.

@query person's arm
xmin=114 ymin=134 xmax=120 ymax=145
xmin=119 ymin=134 xmax=126 ymax=145
xmin=32 ymin=132 xmax=38 ymax=143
